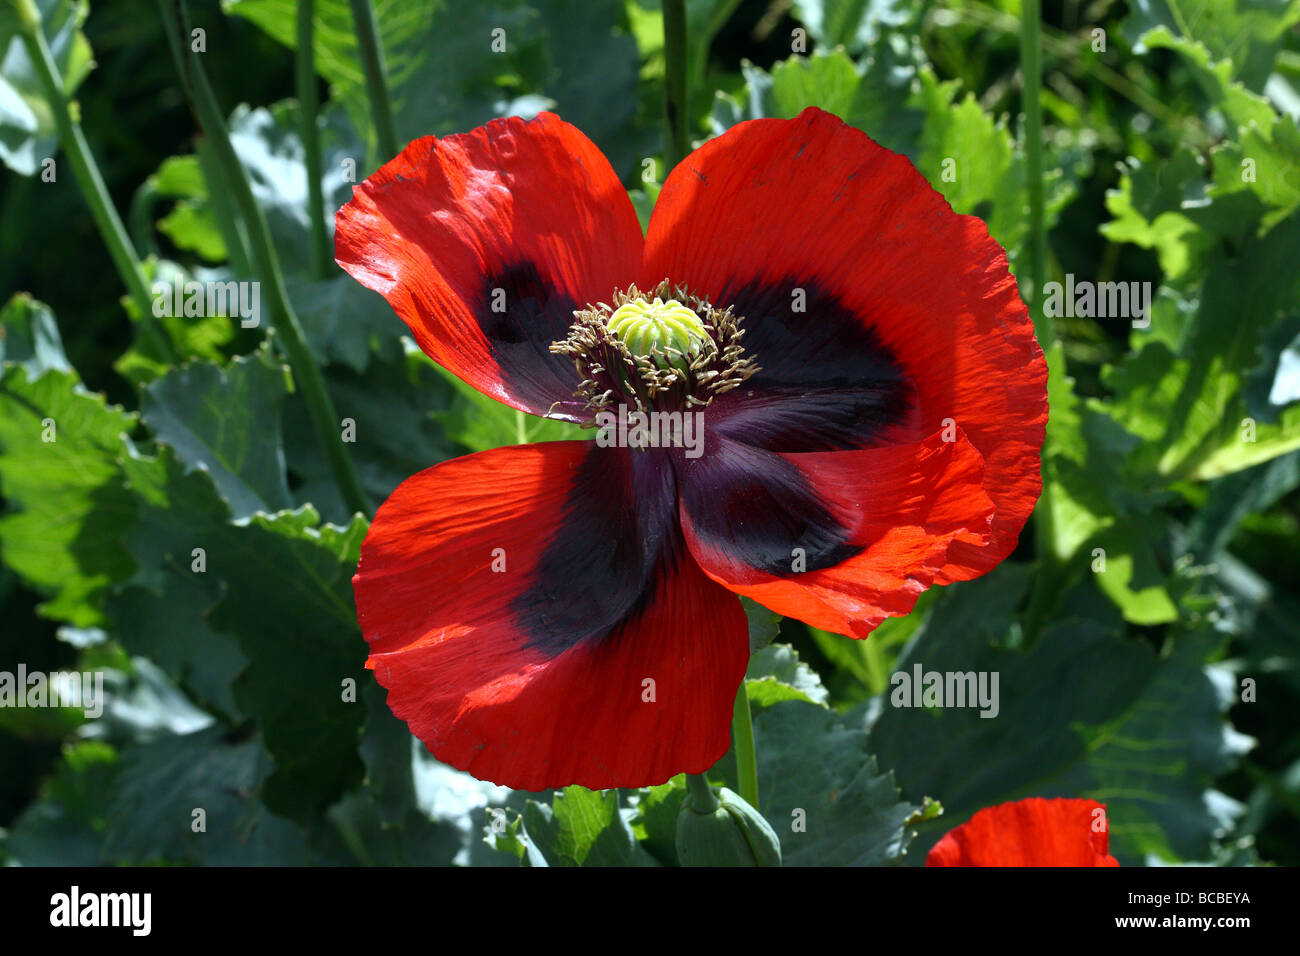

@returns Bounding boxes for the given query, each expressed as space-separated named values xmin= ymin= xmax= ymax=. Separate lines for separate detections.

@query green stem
xmin=689 ymin=0 xmax=741 ymax=99
xmin=330 ymin=809 xmax=375 ymax=865
xmin=1020 ymin=0 xmax=1050 ymax=346
xmin=684 ymin=773 xmax=719 ymax=812
xmin=297 ymin=0 xmax=331 ymax=278
xmin=128 ymin=178 xmax=162 ymax=260
xmin=1019 ymin=0 xmax=1063 ymax=636
xmin=195 ymin=137 xmax=253 ymax=277
xmin=348 ymin=0 xmax=399 ymax=161
xmin=662 ymin=0 xmax=689 ymax=170
xmin=160 ymin=0 xmax=371 ymax=517
xmin=13 ymin=0 xmax=176 ymax=363
xmin=732 ymin=681 xmax=759 ymax=811
xmin=862 ymin=634 xmax=888 ymax=696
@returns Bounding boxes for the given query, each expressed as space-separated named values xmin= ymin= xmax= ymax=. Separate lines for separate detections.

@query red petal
xmin=678 ymin=429 xmax=993 ymax=638
xmin=335 ymin=112 xmax=643 ymax=418
xmin=645 ymin=107 xmax=1046 ymax=587
xmin=355 ymin=442 xmax=749 ymax=791
xmin=926 ymin=798 xmax=1120 ymax=867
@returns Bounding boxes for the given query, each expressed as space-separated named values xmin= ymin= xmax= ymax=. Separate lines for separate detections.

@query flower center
xmin=550 ymin=279 xmax=758 ymax=423
xmin=606 ymin=296 xmax=707 ymax=369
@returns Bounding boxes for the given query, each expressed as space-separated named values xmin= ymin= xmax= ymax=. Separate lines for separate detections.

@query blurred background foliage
xmin=0 ymin=0 xmax=1298 ymax=865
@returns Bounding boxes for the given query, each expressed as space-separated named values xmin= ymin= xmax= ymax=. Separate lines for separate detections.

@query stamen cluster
xmin=550 ymin=279 xmax=758 ymax=423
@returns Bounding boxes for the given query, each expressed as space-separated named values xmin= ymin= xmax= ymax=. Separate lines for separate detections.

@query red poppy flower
xmin=926 ymin=798 xmax=1120 ymax=867
xmin=335 ymin=107 xmax=1047 ymax=791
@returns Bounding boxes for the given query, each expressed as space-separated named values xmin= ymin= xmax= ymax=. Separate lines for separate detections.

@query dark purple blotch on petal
xmin=712 ymin=277 xmax=915 ymax=452
xmin=478 ymin=261 xmax=587 ymax=418
xmin=513 ymin=446 xmax=684 ymax=656
xmin=673 ymin=436 xmax=858 ymax=577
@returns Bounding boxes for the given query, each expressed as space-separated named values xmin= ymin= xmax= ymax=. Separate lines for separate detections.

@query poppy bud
xmin=676 ymin=785 xmax=783 ymax=867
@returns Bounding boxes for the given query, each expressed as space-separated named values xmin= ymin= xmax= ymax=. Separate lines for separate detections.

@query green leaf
xmin=158 ymin=202 xmax=227 ymax=262
xmin=754 ymin=699 xmax=916 ymax=865
xmin=0 ymin=293 xmax=71 ymax=375
xmin=709 ymin=47 xmax=924 ymax=158
xmin=0 ymin=0 xmax=94 ymax=175
xmin=628 ymin=178 xmax=661 ymax=233
xmin=218 ymin=513 xmax=368 ymax=822
xmin=1116 ymin=32 xmax=1300 ymax=237
xmin=431 ymin=361 xmax=586 ymax=454
xmin=482 ymin=807 xmax=531 ymax=862
xmin=228 ymin=0 xmax=647 ymax=179
xmin=103 ymin=726 xmax=309 ymax=864
xmin=1210 ymin=547 xmax=1300 ymax=699
xmin=114 ymin=443 xmax=368 ymax=822
xmin=790 ymin=0 xmax=913 ymax=54
xmin=1101 ymin=152 xmax=1214 ymax=285
xmin=1210 ymin=113 xmax=1300 ymax=230
xmin=522 ymin=0 xmax=648 ymax=180
xmin=514 ymin=786 xmax=659 ymax=866
xmin=3 ymin=740 xmax=117 ymax=865
xmin=113 ymin=260 xmax=238 ymax=388
xmin=0 ymin=364 xmax=136 ymax=626
xmin=359 ymin=680 xmax=417 ymax=827
xmin=867 ymin=572 xmax=1252 ymax=864
xmin=1100 ymin=80 xmax=1300 ymax=485
xmin=227 ymin=100 xmax=363 ymax=279
xmin=114 ymin=592 xmax=246 ymax=725
xmin=106 ymin=473 xmax=247 ymax=722
xmin=1042 ymin=364 xmax=1181 ymax=623
xmin=321 ymin=790 xmax=461 ymax=865
xmin=95 ymin=656 xmax=215 ymax=741
xmin=745 ymin=642 xmax=828 ymax=708
xmin=1139 ymin=26 xmax=1280 ymax=130
xmin=229 ymin=0 xmax=522 ymax=147
xmin=1124 ymin=0 xmax=1300 ymax=91
xmin=141 ymin=350 xmax=294 ymax=519
xmin=741 ymin=595 xmax=781 ymax=652
xmin=288 ymin=274 xmax=405 ymax=374
xmin=1089 ymin=524 xmax=1179 ymax=625
xmin=808 ymin=588 xmax=938 ymax=702
xmin=1186 ymin=450 xmax=1300 ymax=558
xmin=1247 ymin=316 xmax=1300 ymax=417
xmin=282 ymin=343 xmax=464 ymax=523
xmin=144 ymin=154 xmax=227 ymax=261
xmin=1102 ymin=216 xmax=1300 ymax=482
xmin=152 ymin=153 xmax=208 ymax=197
xmin=224 ymin=0 xmax=392 ymax=91
xmin=909 ymin=68 xmax=1077 ymax=271
xmin=630 ymin=775 xmax=688 ymax=866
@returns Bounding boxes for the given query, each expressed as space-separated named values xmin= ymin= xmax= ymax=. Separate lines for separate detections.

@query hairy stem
xmin=160 ymin=0 xmax=371 ymax=517
xmin=348 ymin=0 xmax=399 ymax=161
xmin=732 ymin=680 xmax=759 ymax=810
xmin=663 ymin=0 xmax=690 ymax=169
xmin=14 ymin=0 xmax=175 ymax=362
xmin=297 ymin=0 xmax=332 ymax=278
